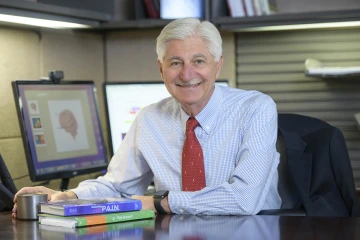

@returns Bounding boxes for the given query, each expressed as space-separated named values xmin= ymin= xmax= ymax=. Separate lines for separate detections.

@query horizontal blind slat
xmin=236 ymin=29 xmax=360 ymax=187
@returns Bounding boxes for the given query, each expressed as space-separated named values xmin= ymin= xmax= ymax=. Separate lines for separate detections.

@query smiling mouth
xmin=176 ymin=82 xmax=202 ymax=88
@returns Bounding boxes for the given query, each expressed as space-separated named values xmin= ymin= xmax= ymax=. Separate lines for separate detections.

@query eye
xmin=170 ymin=61 xmax=182 ymax=66
xmin=195 ymin=59 xmax=205 ymax=64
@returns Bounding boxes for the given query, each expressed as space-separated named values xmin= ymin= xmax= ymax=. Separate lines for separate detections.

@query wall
xmin=0 ymin=26 xmax=106 ymax=190
xmin=235 ymin=28 xmax=360 ymax=187
xmin=0 ymin=26 xmax=236 ymax=191
xmin=105 ymin=30 xmax=236 ymax=85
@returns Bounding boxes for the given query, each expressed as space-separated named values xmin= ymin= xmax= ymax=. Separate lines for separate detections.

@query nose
xmin=180 ymin=63 xmax=196 ymax=81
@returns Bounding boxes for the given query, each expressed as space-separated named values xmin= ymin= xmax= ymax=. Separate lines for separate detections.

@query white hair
xmin=156 ymin=18 xmax=223 ymax=63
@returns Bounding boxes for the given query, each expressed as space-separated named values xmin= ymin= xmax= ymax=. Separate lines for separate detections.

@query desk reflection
xmin=157 ymin=215 xmax=279 ymax=240
xmin=8 ymin=213 xmax=357 ymax=240
xmin=11 ymin=217 xmax=41 ymax=240
xmin=37 ymin=214 xmax=279 ymax=240
xmin=39 ymin=218 xmax=155 ymax=240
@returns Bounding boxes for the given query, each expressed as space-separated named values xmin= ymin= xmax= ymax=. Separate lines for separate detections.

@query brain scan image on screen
xmin=48 ymin=99 xmax=89 ymax=152
xmin=31 ymin=117 xmax=42 ymax=129
xmin=27 ymin=100 xmax=40 ymax=115
xmin=59 ymin=109 xmax=78 ymax=140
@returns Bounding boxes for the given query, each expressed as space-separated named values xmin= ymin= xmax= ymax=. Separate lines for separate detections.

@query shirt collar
xmin=180 ymin=84 xmax=223 ymax=135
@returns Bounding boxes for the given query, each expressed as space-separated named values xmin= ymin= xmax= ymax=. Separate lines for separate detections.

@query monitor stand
xmin=60 ymin=178 xmax=69 ymax=192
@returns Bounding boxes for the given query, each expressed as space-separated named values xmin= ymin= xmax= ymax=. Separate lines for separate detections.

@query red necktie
xmin=182 ymin=117 xmax=206 ymax=191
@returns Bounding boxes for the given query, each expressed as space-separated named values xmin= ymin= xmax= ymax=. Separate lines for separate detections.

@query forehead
xmin=164 ymin=37 xmax=210 ymax=59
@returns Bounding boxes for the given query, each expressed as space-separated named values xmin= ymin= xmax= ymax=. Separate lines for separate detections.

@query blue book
xmin=40 ymin=198 xmax=142 ymax=216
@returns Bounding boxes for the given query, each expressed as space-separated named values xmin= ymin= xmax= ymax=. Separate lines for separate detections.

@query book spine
xmin=226 ymin=0 xmax=246 ymax=17
xmin=67 ymin=228 xmax=143 ymax=240
xmin=143 ymin=0 xmax=160 ymax=18
xmin=76 ymin=210 xmax=155 ymax=227
xmin=244 ymin=0 xmax=255 ymax=16
xmin=64 ymin=201 xmax=142 ymax=216
xmin=252 ymin=0 xmax=262 ymax=16
xmin=76 ymin=219 xmax=155 ymax=235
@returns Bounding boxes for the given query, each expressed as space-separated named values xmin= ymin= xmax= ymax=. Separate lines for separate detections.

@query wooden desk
xmin=1 ymin=212 xmax=359 ymax=239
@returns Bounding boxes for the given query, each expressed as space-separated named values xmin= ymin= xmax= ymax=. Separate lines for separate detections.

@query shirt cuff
xmin=168 ymin=191 xmax=195 ymax=214
xmin=71 ymin=187 xmax=92 ymax=199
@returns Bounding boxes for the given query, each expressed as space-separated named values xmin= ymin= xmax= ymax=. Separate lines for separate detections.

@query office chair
xmin=259 ymin=113 xmax=360 ymax=217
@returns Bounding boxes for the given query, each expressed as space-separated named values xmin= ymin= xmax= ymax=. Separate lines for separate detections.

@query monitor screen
xmin=12 ymin=80 xmax=108 ymax=186
xmin=160 ymin=0 xmax=204 ymax=19
xmin=104 ymin=80 xmax=229 ymax=156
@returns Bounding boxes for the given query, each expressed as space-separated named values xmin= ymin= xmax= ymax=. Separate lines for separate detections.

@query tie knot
xmin=186 ymin=117 xmax=199 ymax=132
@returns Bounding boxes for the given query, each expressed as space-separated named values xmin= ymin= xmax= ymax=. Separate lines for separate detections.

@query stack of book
xmin=38 ymin=198 xmax=155 ymax=228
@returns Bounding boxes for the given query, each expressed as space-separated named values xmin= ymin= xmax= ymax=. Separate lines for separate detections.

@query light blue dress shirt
xmin=73 ymin=85 xmax=281 ymax=215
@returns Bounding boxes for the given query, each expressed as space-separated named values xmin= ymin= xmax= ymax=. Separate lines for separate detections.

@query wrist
xmin=65 ymin=190 xmax=78 ymax=199
xmin=160 ymin=196 xmax=170 ymax=214
xmin=153 ymin=190 xmax=169 ymax=214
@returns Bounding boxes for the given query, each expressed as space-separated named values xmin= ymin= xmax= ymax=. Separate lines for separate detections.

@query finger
xmin=50 ymin=192 xmax=67 ymax=201
xmin=14 ymin=186 xmax=43 ymax=201
xmin=14 ymin=186 xmax=53 ymax=202
xmin=12 ymin=203 xmax=17 ymax=212
xmin=12 ymin=203 xmax=17 ymax=216
xmin=51 ymin=191 xmax=77 ymax=201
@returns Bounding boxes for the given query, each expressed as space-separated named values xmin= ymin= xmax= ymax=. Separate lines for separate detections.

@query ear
xmin=215 ymin=56 xmax=224 ymax=79
xmin=158 ymin=60 xmax=164 ymax=81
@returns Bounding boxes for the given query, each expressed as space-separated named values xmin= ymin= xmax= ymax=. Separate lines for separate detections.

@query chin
xmin=179 ymin=96 xmax=202 ymax=106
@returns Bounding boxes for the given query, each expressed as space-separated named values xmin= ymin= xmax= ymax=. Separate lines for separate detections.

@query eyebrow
xmin=168 ymin=56 xmax=182 ymax=61
xmin=167 ymin=54 xmax=207 ymax=61
xmin=193 ymin=53 xmax=207 ymax=59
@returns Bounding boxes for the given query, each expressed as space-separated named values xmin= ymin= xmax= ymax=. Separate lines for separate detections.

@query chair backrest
xmin=260 ymin=113 xmax=334 ymax=216
xmin=278 ymin=113 xmax=331 ymax=135
xmin=258 ymin=129 xmax=306 ymax=216
xmin=276 ymin=113 xmax=360 ymax=216
xmin=276 ymin=130 xmax=300 ymax=209
xmin=276 ymin=113 xmax=332 ymax=210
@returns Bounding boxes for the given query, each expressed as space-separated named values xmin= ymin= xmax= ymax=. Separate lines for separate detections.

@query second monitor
xmin=104 ymin=80 xmax=229 ymax=156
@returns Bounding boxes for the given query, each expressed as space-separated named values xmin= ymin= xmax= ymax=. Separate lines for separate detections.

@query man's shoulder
xmin=137 ymin=96 xmax=178 ymax=119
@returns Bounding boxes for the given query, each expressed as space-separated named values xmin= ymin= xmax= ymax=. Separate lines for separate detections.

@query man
xmin=12 ymin=18 xmax=281 ymax=216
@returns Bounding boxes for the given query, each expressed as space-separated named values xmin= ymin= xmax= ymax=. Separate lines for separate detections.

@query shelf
xmin=98 ymin=19 xmax=174 ymax=30
xmin=2 ymin=0 xmax=359 ymax=31
xmin=98 ymin=0 xmax=210 ymax=30
xmin=305 ymin=58 xmax=360 ymax=78
xmin=213 ymin=9 xmax=360 ymax=31
xmin=0 ymin=0 xmax=112 ymax=29
xmin=0 ymin=0 xmax=111 ymax=22
xmin=97 ymin=9 xmax=360 ymax=31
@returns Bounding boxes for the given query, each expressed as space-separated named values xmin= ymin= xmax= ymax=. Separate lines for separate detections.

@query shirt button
xmin=179 ymin=209 xmax=184 ymax=213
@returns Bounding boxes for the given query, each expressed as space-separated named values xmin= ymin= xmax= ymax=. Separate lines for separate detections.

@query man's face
xmin=158 ymin=37 xmax=223 ymax=116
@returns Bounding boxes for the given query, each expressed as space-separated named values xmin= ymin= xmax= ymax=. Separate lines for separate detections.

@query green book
xmin=38 ymin=210 xmax=155 ymax=228
xmin=39 ymin=219 xmax=155 ymax=239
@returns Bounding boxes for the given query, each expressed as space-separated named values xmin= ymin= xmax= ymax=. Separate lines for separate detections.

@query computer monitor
xmin=104 ymin=80 xmax=229 ymax=156
xmin=12 ymin=80 xmax=108 ymax=190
